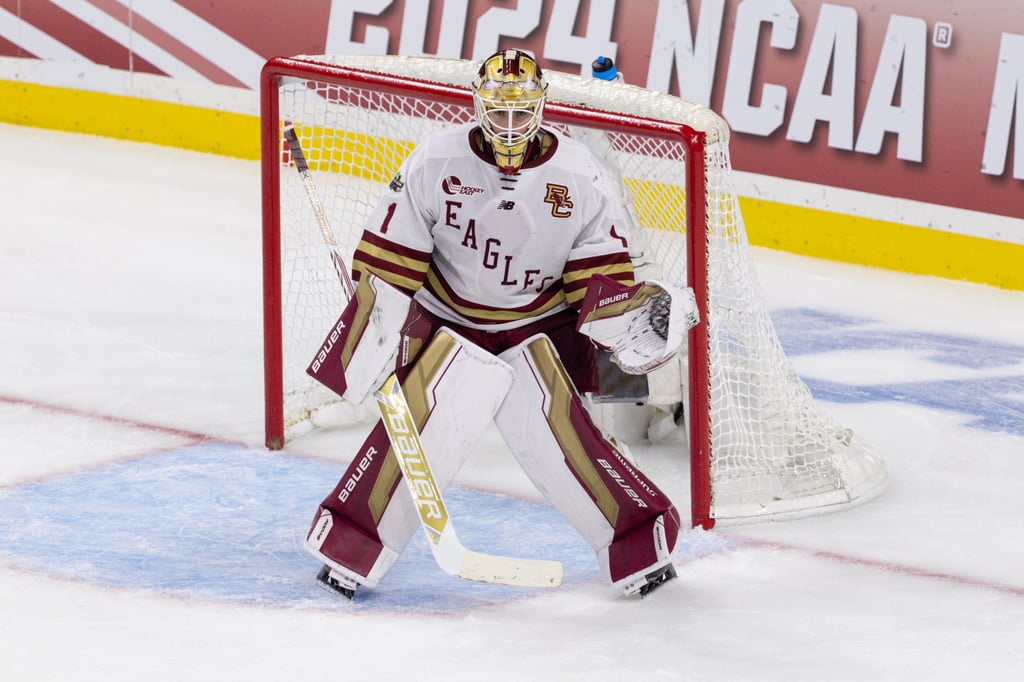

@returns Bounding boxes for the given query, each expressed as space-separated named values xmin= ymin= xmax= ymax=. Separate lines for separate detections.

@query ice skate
xmin=624 ymin=563 xmax=678 ymax=599
xmin=316 ymin=564 xmax=358 ymax=600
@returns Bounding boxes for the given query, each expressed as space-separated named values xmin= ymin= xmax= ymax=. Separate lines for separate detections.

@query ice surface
xmin=2 ymin=123 xmax=1023 ymax=681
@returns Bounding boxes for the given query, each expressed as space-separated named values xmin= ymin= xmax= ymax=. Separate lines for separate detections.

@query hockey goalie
xmin=302 ymin=49 xmax=700 ymax=600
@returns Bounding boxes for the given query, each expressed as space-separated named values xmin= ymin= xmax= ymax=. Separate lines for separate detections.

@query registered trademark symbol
xmin=933 ymin=22 xmax=953 ymax=48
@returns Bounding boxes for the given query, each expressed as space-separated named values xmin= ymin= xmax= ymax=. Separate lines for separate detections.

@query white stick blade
xmin=460 ymin=551 xmax=564 ymax=588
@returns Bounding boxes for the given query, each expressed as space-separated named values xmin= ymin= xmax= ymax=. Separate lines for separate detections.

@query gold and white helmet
xmin=473 ymin=49 xmax=547 ymax=173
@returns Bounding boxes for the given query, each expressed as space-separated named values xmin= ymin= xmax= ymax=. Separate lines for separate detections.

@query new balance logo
xmin=497 ymin=200 xmax=516 ymax=210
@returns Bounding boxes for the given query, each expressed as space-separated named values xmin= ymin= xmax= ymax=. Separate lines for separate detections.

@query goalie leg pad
xmin=305 ymin=328 xmax=514 ymax=587
xmin=494 ymin=334 xmax=680 ymax=585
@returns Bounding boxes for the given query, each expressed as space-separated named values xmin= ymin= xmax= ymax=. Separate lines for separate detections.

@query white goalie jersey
xmin=350 ymin=122 xmax=637 ymax=331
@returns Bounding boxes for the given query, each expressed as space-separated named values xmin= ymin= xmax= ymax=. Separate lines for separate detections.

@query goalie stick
xmin=286 ymin=129 xmax=563 ymax=588
xmin=282 ymin=125 xmax=355 ymax=300
xmin=376 ymin=374 xmax=563 ymax=588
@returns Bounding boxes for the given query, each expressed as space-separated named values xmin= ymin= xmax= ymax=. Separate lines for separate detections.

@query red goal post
xmin=260 ymin=55 xmax=887 ymax=529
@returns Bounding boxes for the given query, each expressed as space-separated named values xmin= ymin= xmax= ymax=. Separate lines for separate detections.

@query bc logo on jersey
xmin=544 ymin=183 xmax=573 ymax=218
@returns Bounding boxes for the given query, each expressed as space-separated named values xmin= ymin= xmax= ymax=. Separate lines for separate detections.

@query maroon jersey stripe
xmin=352 ymin=252 xmax=428 ymax=290
xmin=565 ymin=252 xmax=633 ymax=272
xmin=358 ymin=230 xmax=432 ymax=261
xmin=425 ymin=268 xmax=564 ymax=324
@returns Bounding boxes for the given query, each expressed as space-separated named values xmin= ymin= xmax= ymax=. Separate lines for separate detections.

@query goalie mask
xmin=473 ymin=49 xmax=547 ymax=174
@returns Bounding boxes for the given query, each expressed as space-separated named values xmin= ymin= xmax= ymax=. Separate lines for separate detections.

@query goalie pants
xmin=304 ymin=313 xmax=681 ymax=589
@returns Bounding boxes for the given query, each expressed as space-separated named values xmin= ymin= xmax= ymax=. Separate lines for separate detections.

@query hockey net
xmin=260 ymin=55 xmax=887 ymax=528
